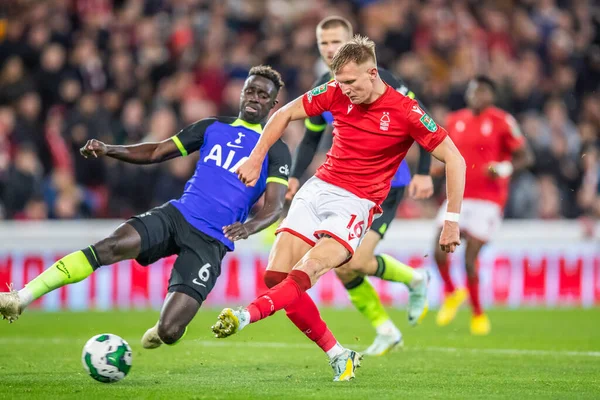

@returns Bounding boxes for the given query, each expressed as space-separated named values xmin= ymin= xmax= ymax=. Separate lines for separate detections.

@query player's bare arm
xmin=223 ymin=182 xmax=288 ymax=241
xmin=237 ymin=97 xmax=307 ymax=187
xmin=431 ymin=136 xmax=466 ymax=253
xmin=80 ymin=137 xmax=181 ymax=164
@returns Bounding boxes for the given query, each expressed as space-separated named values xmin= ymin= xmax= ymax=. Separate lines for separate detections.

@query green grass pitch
xmin=0 ymin=308 xmax=599 ymax=399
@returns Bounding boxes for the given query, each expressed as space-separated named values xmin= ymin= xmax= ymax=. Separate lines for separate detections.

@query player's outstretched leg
xmin=213 ymin=304 xmax=361 ymax=382
xmin=0 ymin=223 xmax=141 ymax=323
xmin=212 ymin=268 xmax=312 ymax=337
xmin=260 ymin=235 xmax=360 ymax=377
xmin=212 ymin=237 xmax=362 ymax=381
xmin=464 ymin=236 xmax=490 ymax=336
xmin=434 ymin=229 xmax=467 ymax=327
xmin=142 ymin=292 xmax=200 ymax=348
xmin=263 ymin=270 xmax=360 ymax=376
xmin=212 ymin=237 xmax=348 ymax=336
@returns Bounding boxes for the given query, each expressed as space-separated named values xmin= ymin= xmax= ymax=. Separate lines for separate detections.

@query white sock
xmin=238 ymin=309 xmax=251 ymax=330
xmin=17 ymin=287 xmax=34 ymax=309
xmin=376 ymin=319 xmax=400 ymax=336
xmin=409 ymin=270 xmax=425 ymax=288
xmin=326 ymin=342 xmax=345 ymax=360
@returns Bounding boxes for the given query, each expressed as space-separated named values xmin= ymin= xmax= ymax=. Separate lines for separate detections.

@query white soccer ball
xmin=81 ymin=333 xmax=132 ymax=383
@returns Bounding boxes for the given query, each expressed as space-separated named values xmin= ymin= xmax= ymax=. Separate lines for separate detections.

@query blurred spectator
xmin=0 ymin=0 xmax=596 ymax=221
xmin=43 ymin=168 xmax=94 ymax=219
xmin=35 ymin=43 xmax=68 ymax=115
xmin=0 ymin=107 xmax=15 ymax=175
xmin=0 ymin=145 xmax=43 ymax=218
xmin=0 ymin=56 xmax=35 ymax=105
xmin=17 ymin=196 xmax=49 ymax=220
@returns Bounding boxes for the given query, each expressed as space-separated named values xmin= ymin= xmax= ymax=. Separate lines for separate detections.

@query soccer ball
xmin=81 ymin=333 xmax=132 ymax=383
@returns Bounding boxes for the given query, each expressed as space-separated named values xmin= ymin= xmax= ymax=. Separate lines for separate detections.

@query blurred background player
xmin=0 ymin=67 xmax=291 ymax=348
xmin=212 ymin=36 xmax=466 ymax=381
xmin=433 ymin=76 xmax=534 ymax=335
xmin=288 ymin=16 xmax=434 ymax=356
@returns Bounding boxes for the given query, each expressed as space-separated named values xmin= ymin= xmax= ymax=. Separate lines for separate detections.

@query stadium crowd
xmin=0 ymin=0 xmax=598 ymax=221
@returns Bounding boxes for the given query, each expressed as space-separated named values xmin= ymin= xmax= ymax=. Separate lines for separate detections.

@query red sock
xmin=247 ymin=270 xmax=312 ymax=323
xmin=286 ymin=292 xmax=337 ymax=352
xmin=263 ymin=270 xmax=288 ymax=289
xmin=437 ymin=260 xmax=455 ymax=294
xmin=466 ymin=275 xmax=483 ymax=316
xmin=262 ymin=271 xmax=337 ymax=353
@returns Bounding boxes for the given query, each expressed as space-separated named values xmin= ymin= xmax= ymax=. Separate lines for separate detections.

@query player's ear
xmin=368 ymin=67 xmax=378 ymax=81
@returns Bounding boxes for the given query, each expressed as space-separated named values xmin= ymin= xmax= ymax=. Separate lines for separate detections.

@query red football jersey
xmin=446 ymin=107 xmax=525 ymax=207
xmin=302 ymin=81 xmax=447 ymax=206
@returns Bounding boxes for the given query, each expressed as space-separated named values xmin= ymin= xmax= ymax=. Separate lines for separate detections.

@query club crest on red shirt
xmin=379 ymin=112 xmax=390 ymax=131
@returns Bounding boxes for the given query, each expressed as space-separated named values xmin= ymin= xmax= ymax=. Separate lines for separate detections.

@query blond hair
xmin=316 ymin=16 xmax=353 ymax=36
xmin=330 ymin=35 xmax=377 ymax=74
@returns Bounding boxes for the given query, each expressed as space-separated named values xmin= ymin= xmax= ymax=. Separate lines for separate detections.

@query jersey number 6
xmin=192 ymin=263 xmax=211 ymax=287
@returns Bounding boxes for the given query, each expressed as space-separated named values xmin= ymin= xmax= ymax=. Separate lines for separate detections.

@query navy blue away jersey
xmin=169 ymin=117 xmax=291 ymax=250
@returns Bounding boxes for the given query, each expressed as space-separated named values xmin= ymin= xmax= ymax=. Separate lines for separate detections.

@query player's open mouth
xmin=245 ymin=105 xmax=258 ymax=113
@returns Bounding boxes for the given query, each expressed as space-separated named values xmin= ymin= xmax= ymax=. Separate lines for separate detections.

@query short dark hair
xmin=248 ymin=65 xmax=284 ymax=92
xmin=317 ymin=16 xmax=353 ymax=36
xmin=474 ymin=75 xmax=496 ymax=93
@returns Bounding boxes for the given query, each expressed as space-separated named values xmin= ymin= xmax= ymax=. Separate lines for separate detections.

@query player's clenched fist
xmin=236 ymin=156 xmax=262 ymax=187
xmin=80 ymin=139 xmax=107 ymax=158
xmin=439 ymin=221 xmax=460 ymax=253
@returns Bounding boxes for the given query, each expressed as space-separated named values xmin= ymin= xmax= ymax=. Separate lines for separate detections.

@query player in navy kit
xmin=0 ymin=66 xmax=291 ymax=350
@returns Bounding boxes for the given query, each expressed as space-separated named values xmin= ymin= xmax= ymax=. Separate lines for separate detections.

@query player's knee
xmin=334 ymin=264 xmax=359 ymax=285
xmin=346 ymin=255 xmax=362 ymax=272
xmin=263 ymin=270 xmax=287 ymax=289
xmin=94 ymin=237 xmax=122 ymax=265
xmin=297 ymin=258 xmax=326 ymax=280
xmin=157 ymin=320 xmax=185 ymax=345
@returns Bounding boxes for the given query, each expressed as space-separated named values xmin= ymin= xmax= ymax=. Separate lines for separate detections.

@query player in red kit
xmin=212 ymin=36 xmax=466 ymax=382
xmin=434 ymin=76 xmax=534 ymax=335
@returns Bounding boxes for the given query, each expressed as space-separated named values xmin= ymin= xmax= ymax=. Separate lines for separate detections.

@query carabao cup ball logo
xmin=82 ymin=333 xmax=132 ymax=383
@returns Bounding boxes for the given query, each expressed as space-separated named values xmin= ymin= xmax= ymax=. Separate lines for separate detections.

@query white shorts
xmin=277 ymin=177 xmax=378 ymax=255
xmin=436 ymin=199 xmax=503 ymax=243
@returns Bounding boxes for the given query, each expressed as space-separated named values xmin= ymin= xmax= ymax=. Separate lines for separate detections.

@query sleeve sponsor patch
xmin=420 ymin=114 xmax=438 ymax=132
xmin=311 ymin=84 xmax=328 ymax=96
